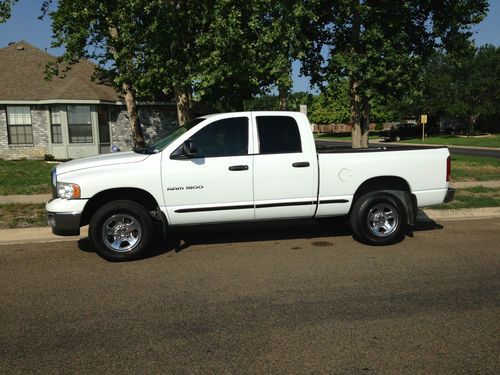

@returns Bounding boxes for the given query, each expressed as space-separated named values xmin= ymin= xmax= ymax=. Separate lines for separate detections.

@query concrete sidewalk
xmin=1 ymin=207 xmax=499 ymax=246
xmin=0 ymin=194 xmax=51 ymax=204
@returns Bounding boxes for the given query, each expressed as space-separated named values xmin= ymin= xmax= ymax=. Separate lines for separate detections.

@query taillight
xmin=446 ymin=156 xmax=451 ymax=182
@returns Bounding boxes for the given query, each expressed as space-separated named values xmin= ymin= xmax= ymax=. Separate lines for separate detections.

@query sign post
xmin=420 ymin=114 xmax=427 ymax=141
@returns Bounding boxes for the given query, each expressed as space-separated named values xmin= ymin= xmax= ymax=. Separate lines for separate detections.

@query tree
xmin=302 ymin=0 xmax=488 ymax=148
xmin=194 ymin=0 xmax=319 ymax=112
xmin=194 ymin=0 xmax=271 ymax=112
xmin=421 ymin=44 xmax=500 ymax=134
xmin=257 ymin=0 xmax=320 ymax=110
xmin=43 ymin=0 xmax=149 ymax=148
xmin=142 ymin=1 xmax=216 ymax=125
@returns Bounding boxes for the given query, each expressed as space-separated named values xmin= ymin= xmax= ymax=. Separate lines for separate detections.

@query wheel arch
xmin=351 ymin=176 xmax=417 ymax=225
xmin=80 ymin=188 xmax=163 ymax=227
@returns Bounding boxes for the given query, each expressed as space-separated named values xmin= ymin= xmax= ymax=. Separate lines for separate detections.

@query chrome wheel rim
xmin=102 ymin=214 xmax=142 ymax=252
xmin=367 ymin=203 xmax=399 ymax=237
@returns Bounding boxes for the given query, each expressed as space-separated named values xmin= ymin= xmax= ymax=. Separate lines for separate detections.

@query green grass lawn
xmin=0 ymin=203 xmax=47 ymax=228
xmin=451 ymin=155 xmax=500 ymax=182
xmin=401 ymin=134 xmax=500 ymax=148
xmin=0 ymin=160 xmax=54 ymax=195
xmin=432 ymin=186 xmax=500 ymax=209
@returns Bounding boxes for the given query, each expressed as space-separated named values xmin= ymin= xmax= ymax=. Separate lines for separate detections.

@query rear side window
xmin=257 ymin=116 xmax=302 ymax=154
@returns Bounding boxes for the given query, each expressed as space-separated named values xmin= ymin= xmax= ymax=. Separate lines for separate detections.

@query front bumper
xmin=47 ymin=211 xmax=81 ymax=236
xmin=444 ymin=188 xmax=455 ymax=203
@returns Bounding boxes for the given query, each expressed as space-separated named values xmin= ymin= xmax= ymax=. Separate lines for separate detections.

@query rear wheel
xmin=89 ymin=200 xmax=154 ymax=261
xmin=350 ymin=192 xmax=407 ymax=245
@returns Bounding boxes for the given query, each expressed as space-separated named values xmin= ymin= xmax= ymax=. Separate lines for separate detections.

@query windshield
xmin=135 ymin=117 xmax=206 ymax=154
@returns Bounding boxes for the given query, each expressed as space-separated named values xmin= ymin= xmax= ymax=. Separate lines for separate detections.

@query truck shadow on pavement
xmin=78 ymin=218 xmax=444 ymax=260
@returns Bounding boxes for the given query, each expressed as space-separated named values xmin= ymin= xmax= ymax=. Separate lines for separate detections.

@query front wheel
xmin=89 ymin=200 xmax=154 ymax=261
xmin=350 ymin=192 xmax=407 ymax=245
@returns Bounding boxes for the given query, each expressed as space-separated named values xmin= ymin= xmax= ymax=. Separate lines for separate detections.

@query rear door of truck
xmin=252 ymin=113 xmax=319 ymax=220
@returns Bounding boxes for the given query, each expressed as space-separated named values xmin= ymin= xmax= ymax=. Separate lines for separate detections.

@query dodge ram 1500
xmin=46 ymin=111 xmax=454 ymax=261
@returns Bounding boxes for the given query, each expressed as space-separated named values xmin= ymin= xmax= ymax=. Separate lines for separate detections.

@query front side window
xmin=187 ymin=117 xmax=249 ymax=158
xmin=7 ymin=106 xmax=33 ymax=144
xmin=67 ymin=105 xmax=93 ymax=143
xmin=257 ymin=116 xmax=301 ymax=154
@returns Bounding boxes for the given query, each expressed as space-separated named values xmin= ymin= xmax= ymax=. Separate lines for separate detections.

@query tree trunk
xmin=361 ymin=94 xmax=370 ymax=147
xmin=122 ymin=81 xmax=145 ymax=149
xmin=468 ymin=114 xmax=479 ymax=135
xmin=279 ymin=86 xmax=288 ymax=111
xmin=278 ymin=65 xmax=292 ymax=111
xmin=174 ymin=85 xmax=193 ymax=126
xmin=349 ymin=0 xmax=368 ymax=148
xmin=108 ymin=25 xmax=145 ymax=148
xmin=350 ymin=79 xmax=369 ymax=148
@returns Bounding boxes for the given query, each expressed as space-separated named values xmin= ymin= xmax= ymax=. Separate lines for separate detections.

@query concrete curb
xmin=0 ymin=226 xmax=89 ymax=246
xmin=419 ymin=207 xmax=500 ymax=221
xmin=1 ymin=208 xmax=499 ymax=246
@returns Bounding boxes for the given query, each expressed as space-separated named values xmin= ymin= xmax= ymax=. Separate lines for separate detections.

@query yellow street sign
xmin=421 ymin=114 xmax=428 ymax=124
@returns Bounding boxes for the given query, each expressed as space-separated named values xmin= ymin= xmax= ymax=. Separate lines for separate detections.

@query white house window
xmin=67 ymin=105 xmax=93 ymax=143
xmin=7 ymin=106 xmax=33 ymax=144
xmin=50 ymin=107 xmax=63 ymax=144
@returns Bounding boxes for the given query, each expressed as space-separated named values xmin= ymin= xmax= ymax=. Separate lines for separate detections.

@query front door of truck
xmin=162 ymin=116 xmax=254 ymax=225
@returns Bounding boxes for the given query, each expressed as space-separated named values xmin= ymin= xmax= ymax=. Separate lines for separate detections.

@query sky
xmin=1 ymin=1 xmax=499 ymax=93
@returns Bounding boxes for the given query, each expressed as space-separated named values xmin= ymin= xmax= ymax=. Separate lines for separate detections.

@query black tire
xmin=350 ymin=192 xmax=407 ymax=245
xmin=89 ymin=200 xmax=154 ymax=261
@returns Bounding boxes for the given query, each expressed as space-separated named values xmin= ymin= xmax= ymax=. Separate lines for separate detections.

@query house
xmin=0 ymin=41 xmax=179 ymax=160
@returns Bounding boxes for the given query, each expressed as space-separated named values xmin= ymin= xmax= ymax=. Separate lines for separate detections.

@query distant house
xmin=0 ymin=41 xmax=179 ymax=160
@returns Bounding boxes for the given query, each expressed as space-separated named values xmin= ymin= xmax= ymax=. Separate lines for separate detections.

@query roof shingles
xmin=0 ymin=41 xmax=121 ymax=102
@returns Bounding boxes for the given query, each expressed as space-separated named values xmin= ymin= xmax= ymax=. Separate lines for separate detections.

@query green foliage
xmin=419 ymin=45 xmax=500 ymax=133
xmin=0 ymin=0 xmax=17 ymax=23
xmin=308 ymin=84 xmax=350 ymax=124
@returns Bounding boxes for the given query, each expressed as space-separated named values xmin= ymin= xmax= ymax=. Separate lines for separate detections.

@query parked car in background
xmin=380 ymin=123 xmax=422 ymax=142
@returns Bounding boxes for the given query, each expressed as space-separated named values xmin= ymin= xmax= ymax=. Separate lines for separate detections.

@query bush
xmin=44 ymin=154 xmax=55 ymax=161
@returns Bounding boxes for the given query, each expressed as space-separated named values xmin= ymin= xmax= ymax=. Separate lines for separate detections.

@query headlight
xmin=57 ymin=182 xmax=81 ymax=200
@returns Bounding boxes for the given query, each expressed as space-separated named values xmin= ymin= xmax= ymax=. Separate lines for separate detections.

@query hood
xmin=56 ymin=151 xmax=150 ymax=175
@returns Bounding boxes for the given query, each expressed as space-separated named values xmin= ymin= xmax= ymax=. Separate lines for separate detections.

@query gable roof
xmin=0 ymin=41 xmax=122 ymax=102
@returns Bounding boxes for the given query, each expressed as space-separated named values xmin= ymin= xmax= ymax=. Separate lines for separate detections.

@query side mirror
xmin=182 ymin=139 xmax=198 ymax=157
xmin=110 ymin=144 xmax=121 ymax=153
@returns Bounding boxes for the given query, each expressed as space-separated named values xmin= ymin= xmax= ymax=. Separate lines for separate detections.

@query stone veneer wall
xmin=109 ymin=105 xmax=178 ymax=151
xmin=0 ymin=105 xmax=49 ymax=160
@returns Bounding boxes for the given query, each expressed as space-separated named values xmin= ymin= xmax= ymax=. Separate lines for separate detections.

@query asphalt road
xmin=316 ymin=140 xmax=500 ymax=158
xmin=1 ymin=218 xmax=499 ymax=374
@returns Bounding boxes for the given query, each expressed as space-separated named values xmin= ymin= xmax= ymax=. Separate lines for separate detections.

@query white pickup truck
xmin=46 ymin=111 xmax=454 ymax=261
